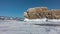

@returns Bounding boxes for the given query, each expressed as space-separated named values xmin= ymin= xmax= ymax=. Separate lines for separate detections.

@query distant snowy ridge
xmin=0 ymin=16 xmax=24 ymax=21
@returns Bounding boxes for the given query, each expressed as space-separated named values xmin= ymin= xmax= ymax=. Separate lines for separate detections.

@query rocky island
xmin=24 ymin=7 xmax=60 ymax=19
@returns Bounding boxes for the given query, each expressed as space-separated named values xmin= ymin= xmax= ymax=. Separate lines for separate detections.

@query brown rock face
xmin=24 ymin=7 xmax=60 ymax=19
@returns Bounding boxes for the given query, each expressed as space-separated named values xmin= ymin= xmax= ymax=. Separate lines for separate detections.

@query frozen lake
xmin=0 ymin=20 xmax=60 ymax=34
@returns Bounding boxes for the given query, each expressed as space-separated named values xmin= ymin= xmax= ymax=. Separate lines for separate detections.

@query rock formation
xmin=24 ymin=7 xmax=60 ymax=19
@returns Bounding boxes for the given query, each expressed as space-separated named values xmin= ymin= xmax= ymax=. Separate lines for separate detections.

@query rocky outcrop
xmin=24 ymin=7 xmax=60 ymax=19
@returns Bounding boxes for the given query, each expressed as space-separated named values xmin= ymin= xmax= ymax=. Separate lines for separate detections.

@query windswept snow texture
xmin=0 ymin=20 xmax=60 ymax=34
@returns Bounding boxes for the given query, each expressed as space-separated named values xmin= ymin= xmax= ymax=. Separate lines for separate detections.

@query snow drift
xmin=24 ymin=18 xmax=60 ymax=22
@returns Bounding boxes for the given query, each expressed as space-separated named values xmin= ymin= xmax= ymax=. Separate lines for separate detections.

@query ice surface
xmin=0 ymin=20 xmax=60 ymax=34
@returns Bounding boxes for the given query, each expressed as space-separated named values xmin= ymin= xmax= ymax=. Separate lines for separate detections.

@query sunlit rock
xmin=24 ymin=7 xmax=60 ymax=19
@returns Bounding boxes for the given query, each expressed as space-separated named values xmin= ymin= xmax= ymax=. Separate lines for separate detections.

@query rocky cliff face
xmin=24 ymin=7 xmax=60 ymax=19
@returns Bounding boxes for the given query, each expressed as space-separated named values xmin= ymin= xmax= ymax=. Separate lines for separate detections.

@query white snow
xmin=47 ymin=19 xmax=60 ymax=22
xmin=0 ymin=20 xmax=60 ymax=34
xmin=24 ymin=18 xmax=60 ymax=23
xmin=24 ymin=18 xmax=47 ymax=22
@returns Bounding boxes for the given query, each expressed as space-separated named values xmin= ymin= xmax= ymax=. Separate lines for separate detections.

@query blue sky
xmin=0 ymin=0 xmax=60 ymax=18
